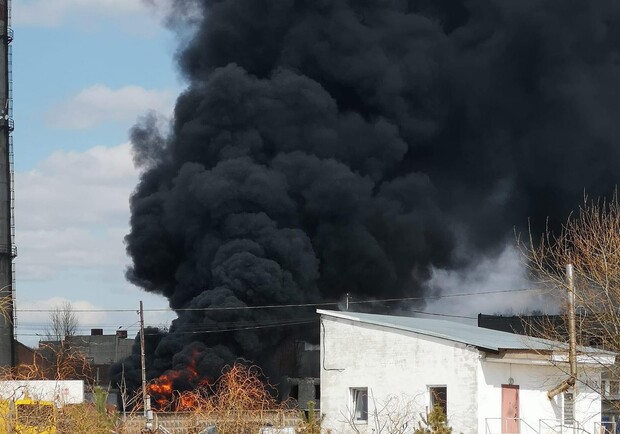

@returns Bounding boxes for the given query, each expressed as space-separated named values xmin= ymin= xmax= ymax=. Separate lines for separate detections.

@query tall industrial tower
xmin=0 ymin=0 xmax=15 ymax=367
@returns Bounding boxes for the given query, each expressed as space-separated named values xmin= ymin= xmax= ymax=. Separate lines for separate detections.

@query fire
xmin=176 ymin=391 xmax=201 ymax=411
xmin=148 ymin=370 xmax=183 ymax=409
xmin=147 ymin=350 xmax=210 ymax=411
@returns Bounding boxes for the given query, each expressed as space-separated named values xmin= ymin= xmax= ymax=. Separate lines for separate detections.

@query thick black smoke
xmin=115 ymin=0 xmax=620 ymax=391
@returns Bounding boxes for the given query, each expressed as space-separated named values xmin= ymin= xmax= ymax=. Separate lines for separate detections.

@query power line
xmin=14 ymin=287 xmax=540 ymax=313
xmin=12 ymin=309 xmax=481 ymax=338
xmin=12 ymin=319 xmax=317 ymax=337
xmin=144 ymin=319 xmax=318 ymax=336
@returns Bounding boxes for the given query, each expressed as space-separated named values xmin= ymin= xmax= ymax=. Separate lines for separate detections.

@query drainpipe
xmin=547 ymin=264 xmax=577 ymax=400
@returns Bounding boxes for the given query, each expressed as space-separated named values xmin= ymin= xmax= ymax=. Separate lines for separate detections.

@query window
xmin=351 ymin=388 xmax=368 ymax=422
xmin=289 ymin=385 xmax=299 ymax=400
xmin=429 ymin=386 xmax=447 ymax=415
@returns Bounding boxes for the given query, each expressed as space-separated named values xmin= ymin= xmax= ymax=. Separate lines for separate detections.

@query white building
xmin=318 ymin=310 xmax=616 ymax=434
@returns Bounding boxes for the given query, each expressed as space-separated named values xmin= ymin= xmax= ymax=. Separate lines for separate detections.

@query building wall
xmin=320 ymin=315 xmax=480 ymax=434
xmin=0 ymin=380 xmax=84 ymax=404
xmin=320 ymin=314 xmax=605 ymax=434
xmin=67 ymin=334 xmax=135 ymax=365
xmin=478 ymin=360 xmax=603 ymax=433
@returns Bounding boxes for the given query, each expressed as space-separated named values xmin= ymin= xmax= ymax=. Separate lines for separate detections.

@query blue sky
xmin=12 ymin=0 xmax=181 ymax=345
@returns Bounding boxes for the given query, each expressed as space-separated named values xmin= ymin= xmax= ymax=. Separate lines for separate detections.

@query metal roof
xmin=317 ymin=309 xmax=613 ymax=355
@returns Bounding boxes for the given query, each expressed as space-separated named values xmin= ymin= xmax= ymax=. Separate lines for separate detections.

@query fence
xmin=117 ymin=410 xmax=302 ymax=434
xmin=485 ymin=417 xmax=541 ymax=434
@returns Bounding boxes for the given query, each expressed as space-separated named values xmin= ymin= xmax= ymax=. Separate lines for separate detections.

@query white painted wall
xmin=320 ymin=315 xmax=480 ymax=434
xmin=477 ymin=361 xmax=602 ymax=433
xmin=320 ymin=315 xmax=605 ymax=434
xmin=0 ymin=380 xmax=84 ymax=405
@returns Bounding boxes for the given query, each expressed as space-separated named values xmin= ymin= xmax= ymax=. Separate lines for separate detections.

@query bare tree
xmin=0 ymin=293 xmax=9 ymax=322
xmin=45 ymin=301 xmax=78 ymax=341
xmin=520 ymin=192 xmax=620 ymax=413
xmin=35 ymin=301 xmax=92 ymax=383
xmin=343 ymin=390 xmax=422 ymax=434
xmin=522 ymin=193 xmax=620 ymax=349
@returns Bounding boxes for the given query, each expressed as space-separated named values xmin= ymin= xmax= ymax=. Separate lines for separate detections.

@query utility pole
xmin=547 ymin=263 xmax=578 ymax=409
xmin=139 ymin=301 xmax=153 ymax=432
xmin=566 ymin=264 xmax=578 ymax=385
xmin=345 ymin=293 xmax=349 ymax=311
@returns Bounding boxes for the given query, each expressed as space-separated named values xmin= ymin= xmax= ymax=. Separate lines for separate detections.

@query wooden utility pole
xmin=139 ymin=301 xmax=153 ymax=431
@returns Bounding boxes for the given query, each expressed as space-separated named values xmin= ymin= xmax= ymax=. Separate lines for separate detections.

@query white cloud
xmin=18 ymin=297 xmax=107 ymax=331
xmin=15 ymin=143 xmax=138 ymax=279
xmin=16 ymin=297 xmax=107 ymax=345
xmin=13 ymin=0 xmax=161 ymax=28
xmin=13 ymin=143 xmax=177 ymax=346
xmin=45 ymin=85 xmax=175 ymax=130
xmin=17 ymin=143 xmax=137 ymax=231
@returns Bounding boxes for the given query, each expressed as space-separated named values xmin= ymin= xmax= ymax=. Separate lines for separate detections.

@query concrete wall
xmin=285 ymin=377 xmax=319 ymax=410
xmin=320 ymin=315 xmax=480 ymax=434
xmin=68 ymin=334 xmax=135 ymax=364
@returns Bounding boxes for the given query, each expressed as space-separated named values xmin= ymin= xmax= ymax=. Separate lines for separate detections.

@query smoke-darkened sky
xmin=119 ymin=0 xmax=620 ymax=386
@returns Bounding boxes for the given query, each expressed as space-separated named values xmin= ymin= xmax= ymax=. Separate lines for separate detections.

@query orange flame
xmin=147 ymin=350 xmax=210 ymax=411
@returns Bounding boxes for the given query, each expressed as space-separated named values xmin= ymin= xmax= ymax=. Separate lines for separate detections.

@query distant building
xmin=319 ymin=310 xmax=614 ymax=434
xmin=36 ymin=328 xmax=135 ymax=402
xmin=272 ymin=338 xmax=320 ymax=410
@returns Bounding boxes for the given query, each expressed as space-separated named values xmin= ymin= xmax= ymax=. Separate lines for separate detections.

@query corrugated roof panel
xmin=317 ymin=310 xmax=612 ymax=355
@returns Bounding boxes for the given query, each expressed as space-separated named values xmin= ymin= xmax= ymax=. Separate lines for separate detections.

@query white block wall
xmin=478 ymin=361 xmax=602 ymax=433
xmin=320 ymin=315 xmax=480 ymax=434
xmin=320 ymin=315 xmax=604 ymax=434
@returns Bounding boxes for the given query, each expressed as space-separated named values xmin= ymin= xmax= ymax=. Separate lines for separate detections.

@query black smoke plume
xmin=114 ymin=0 xmax=620 ymax=392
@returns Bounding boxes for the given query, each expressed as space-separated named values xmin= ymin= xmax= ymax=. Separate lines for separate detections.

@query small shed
xmin=318 ymin=310 xmax=615 ymax=434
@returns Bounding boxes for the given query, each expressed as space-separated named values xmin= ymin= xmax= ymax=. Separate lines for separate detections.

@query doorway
xmin=501 ymin=384 xmax=519 ymax=434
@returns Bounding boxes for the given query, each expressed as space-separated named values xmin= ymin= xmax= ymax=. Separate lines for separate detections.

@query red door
xmin=501 ymin=385 xmax=519 ymax=434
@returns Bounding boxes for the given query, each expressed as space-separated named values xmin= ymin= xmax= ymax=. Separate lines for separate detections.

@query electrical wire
xmin=14 ymin=287 xmax=540 ymax=313
xmin=13 ymin=319 xmax=317 ymax=337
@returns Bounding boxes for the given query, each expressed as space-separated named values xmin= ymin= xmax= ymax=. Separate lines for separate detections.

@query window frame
xmin=429 ymin=385 xmax=448 ymax=415
xmin=350 ymin=387 xmax=369 ymax=423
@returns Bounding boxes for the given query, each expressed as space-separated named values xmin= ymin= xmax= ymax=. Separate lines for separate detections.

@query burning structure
xmin=113 ymin=0 xmax=620 ymax=404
